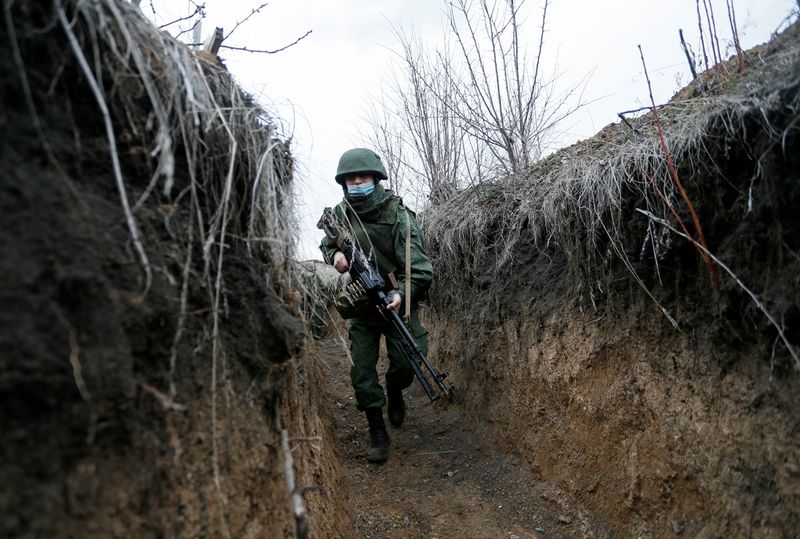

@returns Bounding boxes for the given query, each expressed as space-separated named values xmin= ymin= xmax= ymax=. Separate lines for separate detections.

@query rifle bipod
xmin=385 ymin=307 xmax=451 ymax=402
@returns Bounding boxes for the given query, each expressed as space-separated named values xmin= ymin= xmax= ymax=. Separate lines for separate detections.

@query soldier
xmin=320 ymin=148 xmax=433 ymax=463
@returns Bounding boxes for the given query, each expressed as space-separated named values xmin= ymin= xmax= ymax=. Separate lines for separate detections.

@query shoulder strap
xmin=405 ymin=208 xmax=412 ymax=321
xmin=344 ymin=206 xmax=396 ymax=274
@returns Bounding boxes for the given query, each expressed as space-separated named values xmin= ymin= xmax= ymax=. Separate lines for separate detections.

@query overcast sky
xmin=144 ymin=0 xmax=796 ymax=260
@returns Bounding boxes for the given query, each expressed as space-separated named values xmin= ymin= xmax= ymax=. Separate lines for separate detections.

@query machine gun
xmin=317 ymin=207 xmax=451 ymax=402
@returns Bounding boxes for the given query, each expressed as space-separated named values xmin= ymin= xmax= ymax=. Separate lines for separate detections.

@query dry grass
xmin=14 ymin=0 xmax=303 ymax=534
xmin=424 ymin=23 xmax=800 ymax=364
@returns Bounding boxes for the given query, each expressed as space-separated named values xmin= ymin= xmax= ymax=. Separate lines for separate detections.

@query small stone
xmin=403 ymin=515 xmax=410 ymax=527
xmin=558 ymin=515 xmax=572 ymax=524
xmin=534 ymin=528 xmax=545 ymax=533
xmin=447 ymin=471 xmax=455 ymax=477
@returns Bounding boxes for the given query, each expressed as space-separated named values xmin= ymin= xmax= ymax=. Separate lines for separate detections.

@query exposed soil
xmin=3 ymin=2 xmax=799 ymax=537
xmin=313 ymin=328 xmax=604 ymax=538
xmin=429 ymin=292 xmax=800 ymax=537
xmin=419 ymin=23 xmax=800 ymax=537
xmin=0 ymin=4 xmax=347 ymax=536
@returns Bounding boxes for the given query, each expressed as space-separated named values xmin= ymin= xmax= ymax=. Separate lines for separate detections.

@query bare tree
xmin=367 ymin=0 xmax=586 ymax=207
xmin=367 ymin=28 xmax=464 ymax=207
xmin=444 ymin=0 xmax=585 ymax=177
xmin=367 ymin=96 xmax=409 ymax=195
xmin=398 ymin=31 xmax=463 ymax=204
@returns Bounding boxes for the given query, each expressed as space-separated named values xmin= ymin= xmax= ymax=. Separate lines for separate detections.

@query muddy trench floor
xmin=317 ymin=335 xmax=589 ymax=538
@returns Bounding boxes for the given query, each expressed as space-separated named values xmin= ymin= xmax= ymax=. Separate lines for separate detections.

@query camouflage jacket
xmin=319 ymin=183 xmax=433 ymax=305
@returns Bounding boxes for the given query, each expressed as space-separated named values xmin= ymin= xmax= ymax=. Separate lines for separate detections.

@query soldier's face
xmin=344 ymin=174 xmax=375 ymax=187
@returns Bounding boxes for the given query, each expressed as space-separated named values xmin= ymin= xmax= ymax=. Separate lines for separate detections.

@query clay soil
xmin=313 ymin=330 xmax=604 ymax=538
xmin=3 ymin=3 xmax=799 ymax=537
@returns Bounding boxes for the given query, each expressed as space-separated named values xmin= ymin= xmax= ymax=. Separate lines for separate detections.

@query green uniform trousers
xmin=348 ymin=308 xmax=429 ymax=410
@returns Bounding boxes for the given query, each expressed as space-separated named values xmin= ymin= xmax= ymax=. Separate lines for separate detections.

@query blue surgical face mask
xmin=346 ymin=182 xmax=375 ymax=197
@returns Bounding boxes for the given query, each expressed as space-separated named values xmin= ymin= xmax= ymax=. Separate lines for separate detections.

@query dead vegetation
xmin=4 ymin=1 xmax=800 ymax=537
xmin=425 ymin=21 xmax=800 ymax=365
xmin=421 ymin=19 xmax=800 ymax=537
xmin=1 ymin=1 xmax=346 ymax=537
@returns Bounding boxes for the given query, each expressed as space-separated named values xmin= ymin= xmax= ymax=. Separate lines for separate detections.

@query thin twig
xmin=637 ymin=208 xmax=799 ymax=369
xmin=638 ymin=44 xmax=717 ymax=288
xmin=57 ymin=2 xmax=153 ymax=299
xmin=679 ymin=29 xmax=698 ymax=80
xmin=701 ymin=0 xmax=720 ymax=70
xmin=223 ymin=2 xmax=268 ymax=40
xmin=696 ymin=0 xmax=710 ymax=70
xmin=158 ymin=3 xmax=204 ymax=30
xmin=220 ymin=29 xmax=312 ymax=54
xmin=707 ymin=0 xmax=726 ymax=75
xmin=726 ymin=0 xmax=745 ymax=73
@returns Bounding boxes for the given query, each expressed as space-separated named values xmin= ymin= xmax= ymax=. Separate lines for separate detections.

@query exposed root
xmin=57 ymin=1 xmax=152 ymax=299
xmin=638 ymin=208 xmax=799 ymax=369
xmin=425 ymin=25 xmax=800 ymax=352
xmin=275 ymin=404 xmax=311 ymax=539
xmin=52 ymin=304 xmax=97 ymax=444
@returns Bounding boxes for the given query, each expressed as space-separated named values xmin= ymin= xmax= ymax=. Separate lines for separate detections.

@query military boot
xmin=364 ymin=407 xmax=390 ymax=463
xmin=387 ymin=386 xmax=406 ymax=427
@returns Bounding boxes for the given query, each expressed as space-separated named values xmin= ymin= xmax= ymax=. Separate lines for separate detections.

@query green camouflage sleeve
xmin=319 ymin=204 xmax=343 ymax=264
xmin=394 ymin=207 xmax=433 ymax=303
xmin=320 ymin=235 xmax=338 ymax=264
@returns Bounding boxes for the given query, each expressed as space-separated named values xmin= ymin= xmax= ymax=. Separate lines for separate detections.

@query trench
xmin=2 ymin=3 xmax=799 ymax=538
xmin=308 ymin=270 xmax=799 ymax=538
xmin=310 ymin=331 xmax=598 ymax=538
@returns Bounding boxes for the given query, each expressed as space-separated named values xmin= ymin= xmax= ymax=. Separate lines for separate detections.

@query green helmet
xmin=335 ymin=148 xmax=388 ymax=184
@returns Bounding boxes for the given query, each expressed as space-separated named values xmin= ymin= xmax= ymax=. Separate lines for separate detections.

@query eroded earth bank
xmin=421 ymin=22 xmax=800 ymax=538
xmin=2 ymin=2 xmax=799 ymax=538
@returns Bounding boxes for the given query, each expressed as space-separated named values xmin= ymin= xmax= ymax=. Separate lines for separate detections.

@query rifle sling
xmin=345 ymin=207 xmax=397 ymax=277
xmin=343 ymin=205 xmax=414 ymax=319
xmin=404 ymin=209 xmax=412 ymax=322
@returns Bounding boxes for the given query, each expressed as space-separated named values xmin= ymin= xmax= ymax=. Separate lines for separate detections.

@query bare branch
xmin=223 ymin=2 xmax=269 ymax=41
xmin=175 ymin=21 xmax=201 ymax=40
xmin=638 ymin=208 xmax=799 ymax=369
xmin=221 ymin=29 xmax=312 ymax=54
xmin=679 ymin=28 xmax=698 ymax=80
xmin=158 ymin=3 xmax=204 ymax=30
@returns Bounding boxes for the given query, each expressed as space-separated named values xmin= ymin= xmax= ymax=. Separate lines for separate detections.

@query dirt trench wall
xmin=430 ymin=294 xmax=800 ymax=536
xmin=0 ymin=2 xmax=348 ymax=536
xmin=424 ymin=37 xmax=800 ymax=535
xmin=426 ymin=149 xmax=800 ymax=536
